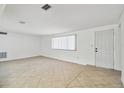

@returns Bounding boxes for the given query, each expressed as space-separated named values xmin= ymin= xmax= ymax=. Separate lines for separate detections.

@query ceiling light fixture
xmin=19 ymin=21 xmax=26 ymax=24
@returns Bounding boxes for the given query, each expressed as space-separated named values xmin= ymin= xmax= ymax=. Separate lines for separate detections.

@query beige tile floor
xmin=0 ymin=56 xmax=123 ymax=88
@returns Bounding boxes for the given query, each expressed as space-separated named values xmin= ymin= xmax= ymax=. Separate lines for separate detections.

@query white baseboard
xmin=0 ymin=55 xmax=41 ymax=62
xmin=40 ymin=54 xmax=87 ymax=66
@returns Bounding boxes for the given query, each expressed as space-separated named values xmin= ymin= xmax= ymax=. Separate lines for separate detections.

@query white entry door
xmin=95 ymin=29 xmax=114 ymax=69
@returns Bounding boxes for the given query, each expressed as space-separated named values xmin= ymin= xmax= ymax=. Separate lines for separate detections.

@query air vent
xmin=0 ymin=32 xmax=7 ymax=35
xmin=41 ymin=4 xmax=51 ymax=10
xmin=0 ymin=52 xmax=7 ymax=58
xmin=19 ymin=21 xmax=26 ymax=24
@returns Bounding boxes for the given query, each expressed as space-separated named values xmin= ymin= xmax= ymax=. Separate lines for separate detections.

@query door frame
xmin=94 ymin=29 xmax=114 ymax=69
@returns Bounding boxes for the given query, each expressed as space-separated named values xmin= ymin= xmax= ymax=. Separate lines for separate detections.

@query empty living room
xmin=0 ymin=0 xmax=124 ymax=90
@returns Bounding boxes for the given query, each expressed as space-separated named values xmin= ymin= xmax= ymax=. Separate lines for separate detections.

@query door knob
xmin=95 ymin=48 xmax=98 ymax=52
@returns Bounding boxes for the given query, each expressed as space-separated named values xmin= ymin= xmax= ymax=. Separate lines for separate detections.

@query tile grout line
xmin=65 ymin=68 xmax=83 ymax=88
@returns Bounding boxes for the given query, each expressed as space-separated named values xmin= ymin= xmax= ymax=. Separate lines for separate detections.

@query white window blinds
xmin=52 ymin=35 xmax=76 ymax=50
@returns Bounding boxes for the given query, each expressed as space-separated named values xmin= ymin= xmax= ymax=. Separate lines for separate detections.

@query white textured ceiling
xmin=0 ymin=4 xmax=124 ymax=35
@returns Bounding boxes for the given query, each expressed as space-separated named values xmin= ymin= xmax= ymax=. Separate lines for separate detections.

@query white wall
xmin=120 ymin=9 xmax=124 ymax=85
xmin=41 ymin=31 xmax=94 ymax=65
xmin=40 ymin=24 xmax=121 ymax=70
xmin=0 ymin=4 xmax=6 ymax=16
xmin=0 ymin=24 xmax=121 ymax=72
xmin=0 ymin=32 xmax=41 ymax=61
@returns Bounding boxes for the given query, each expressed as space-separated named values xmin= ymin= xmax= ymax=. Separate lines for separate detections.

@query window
xmin=52 ymin=35 xmax=76 ymax=50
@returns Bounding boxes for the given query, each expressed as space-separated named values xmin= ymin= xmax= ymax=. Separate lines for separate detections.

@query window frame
xmin=51 ymin=34 xmax=77 ymax=51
